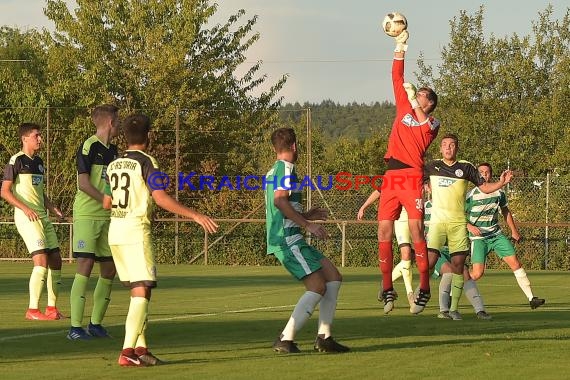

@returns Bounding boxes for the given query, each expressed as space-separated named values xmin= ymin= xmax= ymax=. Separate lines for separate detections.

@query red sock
xmin=378 ymin=241 xmax=394 ymax=291
xmin=414 ymin=241 xmax=430 ymax=291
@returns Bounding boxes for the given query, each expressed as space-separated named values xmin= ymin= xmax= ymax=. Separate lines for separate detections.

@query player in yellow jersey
xmin=103 ymin=113 xmax=218 ymax=366
xmin=424 ymin=134 xmax=512 ymax=320
xmin=1 ymin=123 xmax=64 ymax=320
xmin=68 ymin=105 xmax=120 ymax=340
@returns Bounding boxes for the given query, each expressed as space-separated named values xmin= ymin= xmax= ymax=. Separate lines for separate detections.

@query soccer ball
xmin=382 ymin=12 xmax=408 ymax=37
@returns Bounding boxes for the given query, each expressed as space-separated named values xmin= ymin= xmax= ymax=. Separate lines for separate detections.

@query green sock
xmin=29 ymin=266 xmax=47 ymax=309
xmin=123 ymin=297 xmax=149 ymax=349
xmin=70 ymin=274 xmax=89 ymax=327
xmin=46 ymin=269 xmax=61 ymax=307
xmin=91 ymin=277 xmax=113 ymax=325
xmin=450 ymin=273 xmax=465 ymax=312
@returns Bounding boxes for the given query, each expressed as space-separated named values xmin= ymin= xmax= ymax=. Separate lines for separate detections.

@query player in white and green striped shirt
xmin=466 ymin=163 xmax=545 ymax=310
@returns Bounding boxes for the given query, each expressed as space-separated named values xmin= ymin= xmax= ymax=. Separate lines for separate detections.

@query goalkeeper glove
xmin=394 ymin=30 xmax=409 ymax=53
xmin=403 ymin=82 xmax=420 ymax=109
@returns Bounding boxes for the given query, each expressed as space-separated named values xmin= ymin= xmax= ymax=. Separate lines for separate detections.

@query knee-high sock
xmin=400 ymin=260 xmax=413 ymax=294
xmin=392 ymin=260 xmax=403 ymax=281
xmin=281 ymin=291 xmax=322 ymax=341
xmin=70 ymin=274 xmax=89 ymax=327
xmin=414 ymin=241 xmax=430 ymax=291
xmin=46 ymin=269 xmax=61 ymax=307
xmin=123 ymin=297 xmax=149 ymax=350
xmin=91 ymin=277 xmax=113 ymax=325
xmin=29 ymin=266 xmax=47 ymax=309
xmin=379 ymin=241 xmax=394 ymax=291
xmin=463 ymin=279 xmax=485 ymax=313
xmin=439 ymin=273 xmax=452 ymax=312
xmin=318 ymin=281 xmax=341 ymax=339
xmin=450 ymin=273 xmax=464 ymax=312
xmin=513 ymin=268 xmax=534 ymax=300
xmin=135 ymin=317 xmax=148 ymax=348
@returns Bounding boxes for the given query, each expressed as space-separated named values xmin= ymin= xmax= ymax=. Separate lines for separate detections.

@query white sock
xmin=281 ymin=291 xmax=322 ymax=341
xmin=514 ymin=268 xmax=534 ymax=300
xmin=392 ymin=260 xmax=404 ymax=282
xmin=464 ymin=279 xmax=485 ymax=313
xmin=318 ymin=281 xmax=341 ymax=338
xmin=400 ymin=260 xmax=413 ymax=294
xmin=439 ymin=273 xmax=452 ymax=312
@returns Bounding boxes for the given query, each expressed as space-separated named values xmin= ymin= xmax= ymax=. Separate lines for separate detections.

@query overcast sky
xmin=1 ymin=1 xmax=568 ymax=104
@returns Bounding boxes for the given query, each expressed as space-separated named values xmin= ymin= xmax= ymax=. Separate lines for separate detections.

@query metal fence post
xmin=203 ymin=228 xmax=209 ymax=265
xmin=545 ymin=172 xmax=550 ymax=269
xmin=341 ymin=221 xmax=346 ymax=267
xmin=174 ymin=107 xmax=180 ymax=265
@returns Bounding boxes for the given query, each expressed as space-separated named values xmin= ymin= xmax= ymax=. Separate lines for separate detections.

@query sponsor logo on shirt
xmin=31 ymin=175 xmax=42 ymax=186
xmin=438 ymin=178 xmax=456 ymax=187
xmin=401 ymin=113 xmax=420 ymax=127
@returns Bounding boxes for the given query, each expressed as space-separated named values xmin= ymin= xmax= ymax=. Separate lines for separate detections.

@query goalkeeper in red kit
xmin=377 ymin=29 xmax=439 ymax=314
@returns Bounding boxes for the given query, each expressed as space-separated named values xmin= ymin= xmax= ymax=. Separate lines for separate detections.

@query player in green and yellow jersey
xmin=466 ymin=163 xmax=545 ymax=309
xmin=102 ymin=113 xmax=217 ymax=366
xmin=68 ymin=105 xmax=120 ymax=340
xmin=424 ymin=185 xmax=491 ymax=320
xmin=265 ymin=127 xmax=349 ymax=354
xmin=424 ymin=134 xmax=512 ymax=320
xmin=1 ymin=123 xmax=64 ymax=320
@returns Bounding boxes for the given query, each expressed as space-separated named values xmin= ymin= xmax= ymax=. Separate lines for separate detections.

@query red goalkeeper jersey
xmin=384 ymin=58 xmax=440 ymax=169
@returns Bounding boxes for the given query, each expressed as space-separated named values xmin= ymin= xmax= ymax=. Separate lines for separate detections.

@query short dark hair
xmin=91 ymin=104 xmax=119 ymax=125
xmin=18 ymin=122 xmax=40 ymax=137
xmin=270 ymin=127 xmax=296 ymax=153
xmin=123 ymin=113 xmax=151 ymax=145
xmin=418 ymin=87 xmax=438 ymax=113
xmin=441 ymin=133 xmax=459 ymax=145
xmin=478 ymin=162 xmax=493 ymax=176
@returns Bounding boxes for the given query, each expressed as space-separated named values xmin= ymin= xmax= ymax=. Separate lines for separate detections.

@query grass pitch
xmin=0 ymin=263 xmax=568 ymax=379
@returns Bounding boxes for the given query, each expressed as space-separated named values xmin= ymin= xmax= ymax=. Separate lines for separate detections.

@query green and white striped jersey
xmin=465 ymin=187 xmax=507 ymax=239
xmin=264 ymin=160 xmax=303 ymax=254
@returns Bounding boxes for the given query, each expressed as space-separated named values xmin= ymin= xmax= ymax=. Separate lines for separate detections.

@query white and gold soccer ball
xmin=382 ymin=12 xmax=408 ymax=37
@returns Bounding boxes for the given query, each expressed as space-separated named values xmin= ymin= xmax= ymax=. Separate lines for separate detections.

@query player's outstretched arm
xmin=303 ymin=207 xmax=329 ymax=221
xmin=274 ymin=190 xmax=328 ymax=239
xmin=394 ymin=30 xmax=408 ymax=57
xmin=152 ymin=190 xmax=218 ymax=233
xmin=479 ymin=170 xmax=513 ymax=194
xmin=357 ymin=190 xmax=380 ymax=220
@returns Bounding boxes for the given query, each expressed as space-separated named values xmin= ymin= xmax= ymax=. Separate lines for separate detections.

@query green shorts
xmin=110 ymin=228 xmax=156 ymax=288
xmin=73 ymin=219 xmax=113 ymax=261
xmin=432 ymin=246 xmax=451 ymax=278
xmin=272 ymin=240 xmax=325 ymax=280
xmin=14 ymin=213 xmax=59 ymax=254
xmin=395 ymin=218 xmax=411 ymax=246
xmin=470 ymin=234 xmax=515 ymax=264
xmin=427 ymin=222 xmax=469 ymax=255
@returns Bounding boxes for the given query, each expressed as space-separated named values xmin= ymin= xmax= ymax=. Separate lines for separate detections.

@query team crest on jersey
xmin=438 ymin=178 xmax=456 ymax=187
xmin=31 ymin=175 xmax=42 ymax=186
xmin=38 ymin=164 xmax=44 ymax=173
xmin=455 ymin=169 xmax=464 ymax=178
xmin=77 ymin=240 xmax=86 ymax=249
xmin=401 ymin=114 xmax=420 ymax=127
